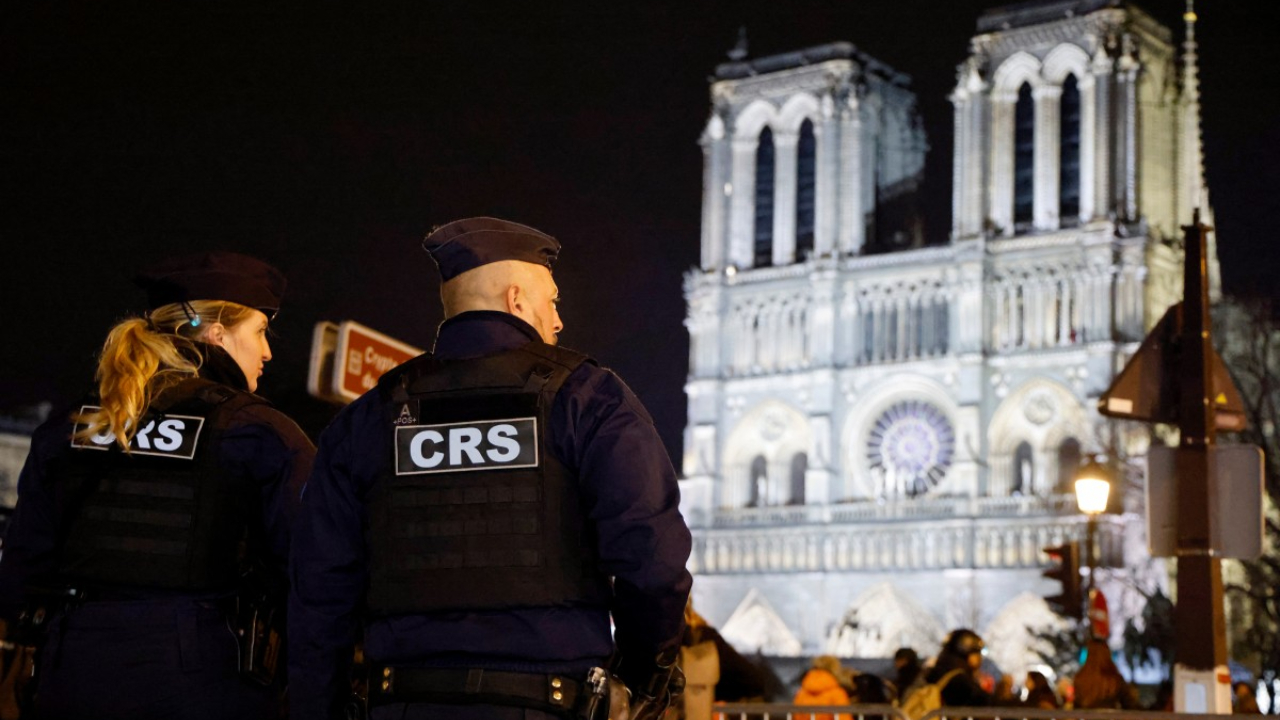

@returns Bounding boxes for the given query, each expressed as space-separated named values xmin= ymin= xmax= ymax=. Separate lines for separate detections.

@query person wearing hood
xmin=923 ymin=629 xmax=993 ymax=708
xmin=794 ymin=655 xmax=854 ymax=720
xmin=0 ymin=252 xmax=314 ymax=718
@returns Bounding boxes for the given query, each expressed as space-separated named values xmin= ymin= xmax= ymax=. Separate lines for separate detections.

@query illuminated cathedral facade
xmin=679 ymin=0 xmax=1213 ymax=676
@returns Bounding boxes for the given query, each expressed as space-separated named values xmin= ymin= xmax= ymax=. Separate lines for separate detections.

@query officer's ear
xmin=199 ymin=322 xmax=228 ymax=348
xmin=505 ymin=283 xmax=525 ymax=316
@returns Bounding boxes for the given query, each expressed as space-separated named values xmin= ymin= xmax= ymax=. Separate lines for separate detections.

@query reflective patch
xmin=394 ymin=417 xmax=538 ymax=475
xmin=71 ymin=405 xmax=205 ymax=460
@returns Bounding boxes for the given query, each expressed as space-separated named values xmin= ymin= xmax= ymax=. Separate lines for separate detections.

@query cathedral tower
xmin=681 ymin=0 xmax=1211 ymax=677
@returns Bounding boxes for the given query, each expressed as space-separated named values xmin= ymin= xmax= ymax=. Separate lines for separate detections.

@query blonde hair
xmin=74 ymin=300 xmax=259 ymax=451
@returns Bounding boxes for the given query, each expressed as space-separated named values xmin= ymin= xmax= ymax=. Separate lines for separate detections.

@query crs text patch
xmin=395 ymin=417 xmax=539 ymax=475
xmin=71 ymin=406 xmax=205 ymax=460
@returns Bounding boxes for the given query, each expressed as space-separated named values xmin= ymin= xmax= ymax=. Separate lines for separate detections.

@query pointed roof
xmin=720 ymin=588 xmax=804 ymax=657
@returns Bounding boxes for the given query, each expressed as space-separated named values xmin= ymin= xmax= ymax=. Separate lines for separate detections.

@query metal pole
xmin=1086 ymin=513 xmax=1098 ymax=593
xmin=1172 ymin=209 xmax=1230 ymax=712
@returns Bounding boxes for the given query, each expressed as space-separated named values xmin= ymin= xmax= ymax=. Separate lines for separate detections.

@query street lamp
xmin=1074 ymin=457 xmax=1111 ymax=592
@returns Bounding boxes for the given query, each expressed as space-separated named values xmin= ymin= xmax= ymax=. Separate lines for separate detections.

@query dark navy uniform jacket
xmin=0 ymin=347 xmax=313 ymax=615
xmin=288 ymin=311 xmax=693 ymax=719
xmin=0 ymin=346 xmax=314 ymax=717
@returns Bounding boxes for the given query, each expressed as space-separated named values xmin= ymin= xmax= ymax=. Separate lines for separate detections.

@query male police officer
xmin=289 ymin=217 xmax=693 ymax=720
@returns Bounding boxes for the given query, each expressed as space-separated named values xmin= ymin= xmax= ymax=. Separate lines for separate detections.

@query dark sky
xmin=2 ymin=1 xmax=1278 ymax=458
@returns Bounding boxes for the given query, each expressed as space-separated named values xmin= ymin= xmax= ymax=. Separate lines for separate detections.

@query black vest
xmin=366 ymin=342 xmax=611 ymax=615
xmin=56 ymin=379 xmax=265 ymax=591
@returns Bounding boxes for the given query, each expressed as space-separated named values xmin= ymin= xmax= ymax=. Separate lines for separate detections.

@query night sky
xmin=3 ymin=1 xmax=1278 ymax=460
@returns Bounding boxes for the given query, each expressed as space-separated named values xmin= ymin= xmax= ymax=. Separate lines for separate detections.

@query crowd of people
xmin=676 ymin=621 xmax=1271 ymax=718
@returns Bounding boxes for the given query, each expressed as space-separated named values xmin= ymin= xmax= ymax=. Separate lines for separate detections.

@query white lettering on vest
xmin=395 ymin=417 xmax=538 ymax=475
xmin=134 ymin=419 xmax=155 ymax=450
xmin=71 ymin=406 xmax=204 ymax=459
xmin=486 ymin=424 xmax=520 ymax=462
xmin=154 ymin=418 xmax=186 ymax=452
xmin=410 ymin=430 xmax=445 ymax=468
xmin=450 ymin=427 xmax=484 ymax=466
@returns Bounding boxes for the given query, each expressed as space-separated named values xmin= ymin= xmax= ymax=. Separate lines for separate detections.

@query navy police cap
xmin=422 ymin=216 xmax=560 ymax=282
xmin=134 ymin=251 xmax=287 ymax=317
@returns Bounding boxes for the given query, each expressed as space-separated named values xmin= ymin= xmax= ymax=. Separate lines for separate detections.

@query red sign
xmin=333 ymin=321 xmax=423 ymax=402
xmin=1088 ymin=587 xmax=1110 ymax=640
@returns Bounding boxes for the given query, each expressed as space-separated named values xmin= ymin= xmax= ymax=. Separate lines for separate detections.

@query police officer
xmin=289 ymin=217 xmax=693 ymax=720
xmin=0 ymin=252 xmax=315 ymax=718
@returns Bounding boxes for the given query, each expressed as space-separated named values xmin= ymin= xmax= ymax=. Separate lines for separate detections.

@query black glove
xmin=621 ymin=648 xmax=683 ymax=720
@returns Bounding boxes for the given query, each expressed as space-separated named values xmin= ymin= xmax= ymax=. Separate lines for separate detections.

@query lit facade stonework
xmin=680 ymin=0 xmax=1211 ymax=677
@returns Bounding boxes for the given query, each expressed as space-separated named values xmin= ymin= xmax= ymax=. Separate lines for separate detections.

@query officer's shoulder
xmin=556 ymin=355 xmax=654 ymax=426
xmin=518 ymin=342 xmax=596 ymax=374
xmin=213 ymin=390 xmax=315 ymax=450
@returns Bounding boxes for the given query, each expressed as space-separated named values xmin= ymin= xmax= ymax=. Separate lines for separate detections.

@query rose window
xmin=866 ymin=400 xmax=954 ymax=498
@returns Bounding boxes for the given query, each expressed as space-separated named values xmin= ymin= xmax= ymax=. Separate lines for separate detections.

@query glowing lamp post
xmin=1074 ymin=459 xmax=1111 ymax=592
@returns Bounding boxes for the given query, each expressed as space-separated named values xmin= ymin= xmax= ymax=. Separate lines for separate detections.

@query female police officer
xmin=0 ymin=252 xmax=315 ymax=719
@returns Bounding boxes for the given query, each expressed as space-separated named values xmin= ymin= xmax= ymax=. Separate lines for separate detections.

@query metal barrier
xmin=710 ymin=703 xmax=908 ymax=720
xmin=709 ymin=705 xmax=1236 ymax=720
xmin=917 ymin=709 xmax=1237 ymax=720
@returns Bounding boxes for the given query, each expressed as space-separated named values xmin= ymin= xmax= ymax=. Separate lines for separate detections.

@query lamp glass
xmin=1075 ymin=477 xmax=1110 ymax=514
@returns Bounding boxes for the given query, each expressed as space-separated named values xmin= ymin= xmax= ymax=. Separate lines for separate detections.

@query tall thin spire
xmin=1181 ymin=0 xmax=1220 ymax=297
xmin=1181 ymin=0 xmax=1206 ymax=214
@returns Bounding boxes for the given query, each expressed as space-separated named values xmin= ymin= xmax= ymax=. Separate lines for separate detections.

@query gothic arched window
xmin=1014 ymin=82 xmax=1035 ymax=228
xmin=1012 ymin=441 xmax=1034 ymax=495
xmin=789 ymin=452 xmax=807 ymax=505
xmin=795 ymin=119 xmax=816 ymax=260
xmin=1057 ymin=437 xmax=1082 ymax=493
xmin=754 ymin=128 xmax=776 ymax=267
xmin=1059 ymin=74 xmax=1081 ymax=226
xmin=748 ymin=455 xmax=768 ymax=507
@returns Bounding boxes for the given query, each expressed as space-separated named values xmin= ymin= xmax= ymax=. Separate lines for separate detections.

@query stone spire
xmin=1181 ymin=0 xmax=1221 ymax=296
xmin=1181 ymin=0 xmax=1206 ymax=214
xmin=728 ymin=26 xmax=749 ymax=62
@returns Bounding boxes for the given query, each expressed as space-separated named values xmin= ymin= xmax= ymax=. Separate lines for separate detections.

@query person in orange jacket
xmin=793 ymin=655 xmax=854 ymax=720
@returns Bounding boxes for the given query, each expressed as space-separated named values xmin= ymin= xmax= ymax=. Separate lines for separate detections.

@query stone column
xmin=1077 ymin=74 xmax=1097 ymax=223
xmin=989 ymin=92 xmax=1016 ymax=235
xmin=1091 ymin=49 xmax=1113 ymax=222
xmin=838 ymin=95 xmax=864 ymax=254
xmin=1118 ymin=50 xmax=1140 ymax=222
xmin=1034 ymin=85 xmax=1062 ymax=230
xmin=816 ymin=92 xmax=839 ymax=257
xmin=699 ymin=112 xmax=729 ymax=270
xmin=1058 ymin=278 xmax=1073 ymax=345
xmin=729 ymin=136 xmax=759 ymax=268
xmin=951 ymin=60 xmax=992 ymax=240
xmin=773 ymin=131 xmax=799 ymax=265
xmin=847 ymin=298 xmax=860 ymax=365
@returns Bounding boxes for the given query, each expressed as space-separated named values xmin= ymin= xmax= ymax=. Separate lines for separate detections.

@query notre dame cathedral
xmin=679 ymin=0 xmax=1213 ymax=678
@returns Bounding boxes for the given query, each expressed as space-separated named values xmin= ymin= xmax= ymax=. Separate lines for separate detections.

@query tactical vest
xmin=366 ymin=342 xmax=611 ymax=615
xmin=56 ymin=379 xmax=266 ymax=591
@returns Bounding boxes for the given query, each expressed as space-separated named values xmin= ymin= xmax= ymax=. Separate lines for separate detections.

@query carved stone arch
xmin=724 ymin=400 xmax=812 ymax=507
xmin=776 ymin=92 xmax=822 ymax=135
xmin=992 ymin=51 xmax=1045 ymax=97
xmin=987 ymin=379 xmax=1091 ymax=496
xmin=841 ymin=375 xmax=960 ymax=500
xmin=988 ymin=378 xmax=1089 ymax=457
xmin=733 ymin=99 xmax=777 ymax=140
xmin=1042 ymin=43 xmax=1092 ymax=85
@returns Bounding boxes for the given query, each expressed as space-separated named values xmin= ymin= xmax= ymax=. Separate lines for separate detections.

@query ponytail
xmin=73 ymin=300 xmax=257 ymax=451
